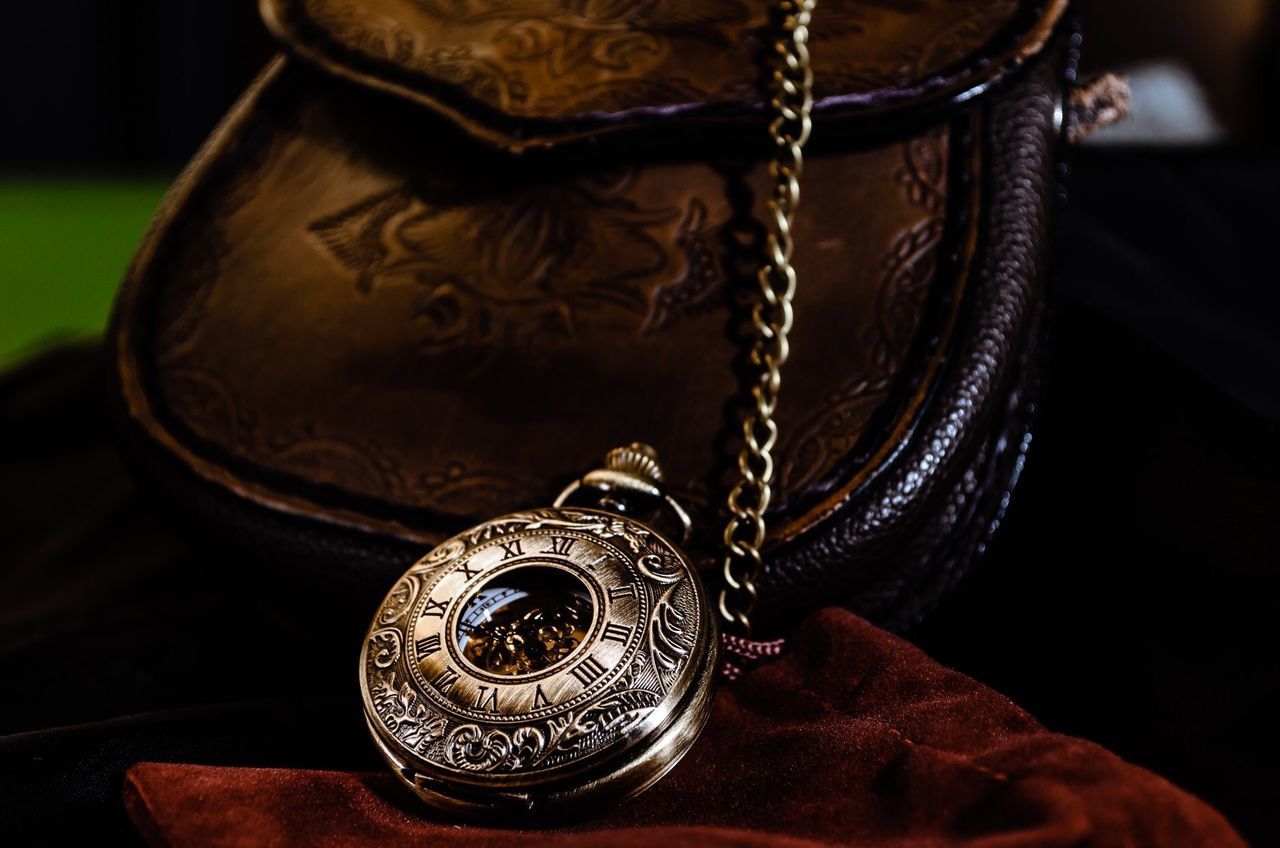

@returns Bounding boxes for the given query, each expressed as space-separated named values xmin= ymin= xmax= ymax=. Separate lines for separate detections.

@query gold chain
xmin=718 ymin=0 xmax=816 ymax=636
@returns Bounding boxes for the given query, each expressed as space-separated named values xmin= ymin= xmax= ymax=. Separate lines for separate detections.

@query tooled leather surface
xmin=109 ymin=38 xmax=1065 ymax=631
xmin=266 ymin=0 xmax=1032 ymax=122
xmin=760 ymin=55 xmax=1059 ymax=626
xmin=137 ymin=65 xmax=954 ymax=532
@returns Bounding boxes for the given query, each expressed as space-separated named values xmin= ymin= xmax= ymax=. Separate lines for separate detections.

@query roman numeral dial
xmin=394 ymin=524 xmax=659 ymax=727
xmin=362 ymin=499 xmax=715 ymax=800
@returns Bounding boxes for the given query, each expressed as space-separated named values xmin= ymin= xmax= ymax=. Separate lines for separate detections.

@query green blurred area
xmin=0 ymin=179 xmax=171 ymax=365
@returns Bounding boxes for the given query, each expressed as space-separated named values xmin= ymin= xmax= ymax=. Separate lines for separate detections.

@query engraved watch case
xmin=360 ymin=448 xmax=718 ymax=816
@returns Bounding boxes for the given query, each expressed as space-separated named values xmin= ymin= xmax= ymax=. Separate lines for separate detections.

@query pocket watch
xmin=360 ymin=445 xmax=719 ymax=815
xmin=360 ymin=0 xmax=816 ymax=819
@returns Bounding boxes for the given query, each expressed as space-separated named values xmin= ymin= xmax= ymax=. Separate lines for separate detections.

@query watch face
xmin=456 ymin=567 xmax=594 ymax=677
xmin=360 ymin=507 xmax=718 ymax=814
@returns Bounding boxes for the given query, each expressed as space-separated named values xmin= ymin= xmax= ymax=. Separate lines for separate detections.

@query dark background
xmin=1 ymin=1 xmax=1277 ymax=169
xmin=1 ymin=3 xmax=271 ymax=171
xmin=1 ymin=1 xmax=1278 ymax=845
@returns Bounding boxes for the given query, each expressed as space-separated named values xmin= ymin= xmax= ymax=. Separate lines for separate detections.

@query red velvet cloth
xmin=123 ymin=609 xmax=1242 ymax=847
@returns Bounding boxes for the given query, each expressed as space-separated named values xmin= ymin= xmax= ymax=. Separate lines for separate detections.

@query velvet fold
xmin=123 ymin=609 xmax=1242 ymax=847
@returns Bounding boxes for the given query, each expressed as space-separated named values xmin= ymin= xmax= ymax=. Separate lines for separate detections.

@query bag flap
xmin=261 ymin=0 xmax=1069 ymax=150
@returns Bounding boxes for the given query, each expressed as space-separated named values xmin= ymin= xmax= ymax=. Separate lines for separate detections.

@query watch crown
xmin=557 ymin=442 xmax=690 ymax=543
xmin=604 ymin=443 xmax=664 ymax=484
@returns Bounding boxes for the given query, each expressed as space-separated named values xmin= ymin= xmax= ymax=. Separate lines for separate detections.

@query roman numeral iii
xmin=602 ymin=622 xmax=632 ymax=643
xmin=570 ymin=656 xmax=607 ymax=686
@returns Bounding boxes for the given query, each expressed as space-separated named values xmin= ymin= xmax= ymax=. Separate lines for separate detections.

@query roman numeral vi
xmin=474 ymin=686 xmax=499 ymax=713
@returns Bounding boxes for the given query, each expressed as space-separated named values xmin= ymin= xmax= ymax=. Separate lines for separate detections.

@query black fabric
xmin=1 ymin=149 xmax=1278 ymax=844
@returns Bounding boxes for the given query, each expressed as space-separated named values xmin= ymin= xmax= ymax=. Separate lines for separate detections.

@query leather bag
xmin=109 ymin=0 xmax=1076 ymax=631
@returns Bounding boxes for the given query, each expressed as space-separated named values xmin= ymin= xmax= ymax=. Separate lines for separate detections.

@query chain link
xmin=718 ymin=0 xmax=816 ymax=637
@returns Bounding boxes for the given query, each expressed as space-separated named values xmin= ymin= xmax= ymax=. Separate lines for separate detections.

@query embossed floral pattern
xmin=777 ymin=128 xmax=949 ymax=495
xmin=309 ymin=173 xmax=721 ymax=354
xmin=282 ymin=0 xmax=1021 ymax=122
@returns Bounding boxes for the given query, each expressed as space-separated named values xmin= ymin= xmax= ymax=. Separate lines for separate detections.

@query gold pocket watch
xmin=360 ymin=0 xmax=816 ymax=819
xmin=360 ymin=445 xmax=718 ymax=815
